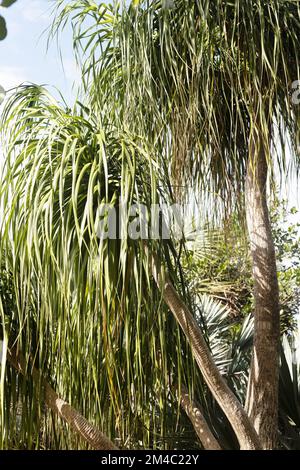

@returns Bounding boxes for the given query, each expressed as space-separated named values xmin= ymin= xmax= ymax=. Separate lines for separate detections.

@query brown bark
xmin=245 ymin=123 xmax=280 ymax=449
xmin=148 ymin=249 xmax=261 ymax=450
xmin=175 ymin=384 xmax=221 ymax=450
xmin=6 ymin=346 xmax=118 ymax=450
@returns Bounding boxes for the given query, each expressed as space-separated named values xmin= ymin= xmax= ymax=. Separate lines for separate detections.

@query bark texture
xmin=7 ymin=346 xmax=118 ymax=450
xmin=245 ymin=124 xmax=280 ymax=449
xmin=149 ymin=249 xmax=261 ymax=450
xmin=175 ymin=384 xmax=221 ymax=450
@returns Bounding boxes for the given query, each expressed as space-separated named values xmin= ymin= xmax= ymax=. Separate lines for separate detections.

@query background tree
xmin=0 ymin=0 xmax=17 ymax=100
xmin=0 ymin=0 xmax=17 ymax=40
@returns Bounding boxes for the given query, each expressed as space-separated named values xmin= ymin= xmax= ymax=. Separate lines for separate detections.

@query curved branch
xmin=149 ymin=248 xmax=261 ymax=450
xmin=6 ymin=347 xmax=118 ymax=450
xmin=175 ymin=384 xmax=221 ymax=450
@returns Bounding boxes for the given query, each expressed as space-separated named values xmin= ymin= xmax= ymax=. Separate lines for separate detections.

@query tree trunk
xmin=149 ymin=249 xmax=261 ymax=450
xmin=245 ymin=123 xmax=280 ymax=449
xmin=175 ymin=384 xmax=221 ymax=450
xmin=7 ymin=346 xmax=118 ymax=450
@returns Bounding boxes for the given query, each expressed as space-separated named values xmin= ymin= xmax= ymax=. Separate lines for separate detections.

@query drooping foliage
xmin=51 ymin=0 xmax=300 ymax=206
xmin=0 ymin=85 xmax=207 ymax=449
xmin=1 ymin=0 xmax=300 ymax=450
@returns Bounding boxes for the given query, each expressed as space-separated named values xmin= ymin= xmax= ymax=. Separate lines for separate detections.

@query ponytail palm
xmin=54 ymin=0 xmax=300 ymax=448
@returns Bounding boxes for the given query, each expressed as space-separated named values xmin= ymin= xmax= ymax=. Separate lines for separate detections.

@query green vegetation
xmin=0 ymin=0 xmax=300 ymax=450
xmin=0 ymin=0 xmax=17 ymax=40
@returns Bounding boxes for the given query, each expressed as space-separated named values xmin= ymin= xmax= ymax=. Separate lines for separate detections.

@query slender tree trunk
xmin=245 ymin=123 xmax=280 ymax=449
xmin=148 ymin=249 xmax=261 ymax=450
xmin=7 ymin=346 xmax=118 ymax=450
xmin=174 ymin=384 xmax=221 ymax=450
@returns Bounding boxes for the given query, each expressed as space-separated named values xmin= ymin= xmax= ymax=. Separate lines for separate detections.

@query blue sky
xmin=0 ymin=0 xmax=79 ymax=104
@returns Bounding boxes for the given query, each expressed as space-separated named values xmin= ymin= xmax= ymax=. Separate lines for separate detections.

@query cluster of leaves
xmin=0 ymin=85 xmax=206 ymax=450
xmin=183 ymin=221 xmax=252 ymax=320
xmin=1 ymin=0 xmax=300 ymax=450
xmin=182 ymin=199 xmax=300 ymax=334
xmin=179 ymin=206 xmax=300 ymax=448
xmin=271 ymin=198 xmax=300 ymax=332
